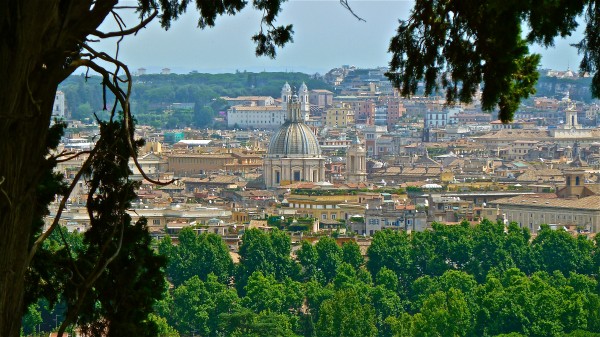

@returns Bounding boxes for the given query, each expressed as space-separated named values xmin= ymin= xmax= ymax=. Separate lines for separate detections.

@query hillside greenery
xmin=58 ymin=72 xmax=332 ymax=129
xmin=58 ymin=71 xmax=597 ymax=131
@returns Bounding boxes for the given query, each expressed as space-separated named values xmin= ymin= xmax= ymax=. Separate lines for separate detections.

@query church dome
xmin=267 ymin=122 xmax=321 ymax=157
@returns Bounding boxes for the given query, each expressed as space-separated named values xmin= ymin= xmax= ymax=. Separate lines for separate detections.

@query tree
xmin=342 ymin=240 xmax=364 ymax=270
xmin=296 ymin=240 xmax=321 ymax=282
xmin=532 ymin=225 xmax=591 ymax=276
xmin=219 ymin=308 xmax=300 ymax=337
xmin=159 ymin=229 xmax=233 ymax=286
xmin=367 ymin=230 xmax=413 ymax=289
xmin=468 ymin=219 xmax=515 ymax=282
xmin=242 ymin=271 xmax=303 ymax=314
xmin=316 ymin=289 xmax=378 ymax=337
xmin=236 ymin=229 xmax=298 ymax=294
xmin=411 ymin=289 xmax=472 ymax=337
xmin=170 ymin=274 xmax=241 ymax=337
xmin=429 ymin=221 xmax=473 ymax=272
xmin=385 ymin=0 xmax=599 ymax=122
xmin=193 ymin=105 xmax=215 ymax=127
xmin=1 ymin=1 xmax=295 ymax=336
xmin=21 ymin=302 xmax=43 ymax=336
xmin=315 ymin=237 xmax=343 ymax=284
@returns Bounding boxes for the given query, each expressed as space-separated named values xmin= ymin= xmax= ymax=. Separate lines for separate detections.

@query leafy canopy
xmin=385 ymin=0 xmax=596 ymax=122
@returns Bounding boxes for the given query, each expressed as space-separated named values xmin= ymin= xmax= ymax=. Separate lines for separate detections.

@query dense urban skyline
xmin=96 ymin=0 xmax=584 ymax=74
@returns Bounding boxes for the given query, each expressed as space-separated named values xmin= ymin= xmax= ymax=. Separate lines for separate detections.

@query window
xmin=331 ymin=214 xmax=336 ymax=220
xmin=275 ymin=171 xmax=280 ymax=184
xmin=152 ymin=219 xmax=160 ymax=225
xmin=322 ymin=214 xmax=327 ymax=220
xmin=293 ymin=170 xmax=301 ymax=181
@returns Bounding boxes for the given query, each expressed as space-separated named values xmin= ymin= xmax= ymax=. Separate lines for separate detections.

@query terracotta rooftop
xmin=493 ymin=194 xmax=600 ymax=210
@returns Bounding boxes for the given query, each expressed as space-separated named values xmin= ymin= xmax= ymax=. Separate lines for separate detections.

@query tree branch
xmin=27 ymin=143 xmax=100 ymax=265
xmin=54 ymin=150 xmax=92 ymax=163
xmin=57 ymin=197 xmax=127 ymax=337
xmin=340 ymin=0 xmax=366 ymax=22
xmin=76 ymin=45 xmax=176 ymax=186
xmin=0 ymin=176 xmax=12 ymax=208
xmin=91 ymin=10 xmax=158 ymax=38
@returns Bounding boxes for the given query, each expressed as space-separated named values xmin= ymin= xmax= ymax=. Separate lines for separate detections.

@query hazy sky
xmin=95 ymin=0 xmax=584 ymax=74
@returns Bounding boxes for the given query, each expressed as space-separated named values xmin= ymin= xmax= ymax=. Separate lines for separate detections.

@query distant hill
xmin=535 ymin=75 xmax=594 ymax=102
xmin=59 ymin=71 xmax=332 ymax=127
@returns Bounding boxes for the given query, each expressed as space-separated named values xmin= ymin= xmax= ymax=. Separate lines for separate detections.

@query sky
xmin=94 ymin=0 xmax=584 ymax=75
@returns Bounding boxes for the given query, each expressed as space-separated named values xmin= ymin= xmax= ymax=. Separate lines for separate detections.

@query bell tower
xmin=299 ymin=82 xmax=310 ymax=120
xmin=281 ymin=82 xmax=292 ymax=111
xmin=346 ymin=131 xmax=367 ymax=183
xmin=560 ymin=169 xmax=586 ymax=199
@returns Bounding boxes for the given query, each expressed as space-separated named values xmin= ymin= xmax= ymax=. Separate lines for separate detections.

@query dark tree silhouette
xmin=385 ymin=0 xmax=598 ymax=122
xmin=0 ymin=1 xmax=292 ymax=336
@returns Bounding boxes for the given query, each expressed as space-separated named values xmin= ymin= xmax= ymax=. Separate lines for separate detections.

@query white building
xmin=227 ymin=82 xmax=310 ymax=129
xmin=53 ymin=91 xmax=66 ymax=118
xmin=227 ymin=106 xmax=286 ymax=129
xmin=425 ymin=107 xmax=461 ymax=128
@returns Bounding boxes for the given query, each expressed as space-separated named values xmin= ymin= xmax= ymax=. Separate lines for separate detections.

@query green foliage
xmin=236 ymin=229 xmax=299 ymax=294
xmin=532 ymin=225 xmax=594 ymax=276
xmin=315 ymin=237 xmax=343 ymax=284
xmin=367 ymin=229 xmax=413 ymax=289
xmin=411 ymin=289 xmax=472 ymax=337
xmin=219 ymin=308 xmax=300 ymax=337
xmin=21 ymin=303 xmax=42 ymax=336
xmin=296 ymin=240 xmax=321 ymax=282
xmin=60 ymin=72 xmax=332 ymax=127
xmin=243 ymin=272 xmax=303 ymax=314
xmin=342 ymin=241 xmax=364 ymax=270
xmin=386 ymin=0 xmax=597 ymax=122
xmin=170 ymin=274 xmax=240 ymax=336
xmin=130 ymin=219 xmax=600 ymax=337
xmin=316 ymin=289 xmax=378 ymax=337
xmin=147 ymin=314 xmax=180 ymax=337
xmin=159 ymin=229 xmax=233 ymax=286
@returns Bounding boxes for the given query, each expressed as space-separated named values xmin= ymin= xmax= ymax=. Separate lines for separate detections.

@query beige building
xmin=324 ymin=103 xmax=355 ymax=128
xmin=492 ymin=170 xmax=600 ymax=233
xmin=221 ymin=95 xmax=276 ymax=107
xmin=475 ymin=128 xmax=600 ymax=152
xmin=309 ymin=89 xmax=334 ymax=108
xmin=167 ymin=151 xmax=263 ymax=176
xmin=167 ymin=154 xmax=237 ymax=175
xmin=282 ymin=194 xmax=365 ymax=222
xmin=493 ymin=195 xmax=600 ymax=233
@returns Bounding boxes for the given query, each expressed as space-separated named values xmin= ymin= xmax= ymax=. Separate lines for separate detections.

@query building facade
xmin=53 ymin=91 xmax=66 ymax=118
xmin=226 ymin=106 xmax=286 ymax=129
xmin=346 ymin=133 xmax=367 ymax=183
xmin=324 ymin=103 xmax=355 ymax=128
xmin=263 ymin=93 xmax=325 ymax=188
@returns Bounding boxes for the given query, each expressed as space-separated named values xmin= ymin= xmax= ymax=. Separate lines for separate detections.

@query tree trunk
xmin=0 ymin=30 xmax=58 ymax=335
xmin=0 ymin=0 xmax=126 ymax=334
xmin=0 ymin=2 xmax=86 ymax=335
xmin=0 ymin=120 xmax=46 ymax=337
